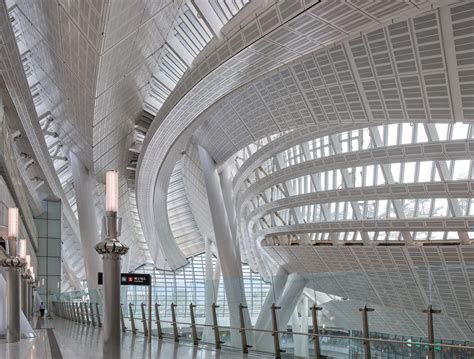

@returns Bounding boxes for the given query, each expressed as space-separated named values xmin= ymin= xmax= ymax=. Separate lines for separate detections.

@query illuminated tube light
xmin=105 ymin=171 xmax=119 ymax=212
xmin=8 ymin=208 xmax=19 ymax=238
xmin=19 ymin=239 xmax=27 ymax=259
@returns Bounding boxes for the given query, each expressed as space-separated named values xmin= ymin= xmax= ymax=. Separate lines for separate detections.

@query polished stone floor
xmin=0 ymin=316 xmax=274 ymax=358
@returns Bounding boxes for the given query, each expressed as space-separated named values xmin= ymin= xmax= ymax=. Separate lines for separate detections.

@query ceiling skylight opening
xmin=208 ymin=0 xmax=251 ymax=25
xmin=21 ymin=51 xmax=34 ymax=79
xmin=8 ymin=8 xmax=25 ymax=51
xmin=174 ymin=4 xmax=213 ymax=58
xmin=161 ymin=49 xmax=188 ymax=84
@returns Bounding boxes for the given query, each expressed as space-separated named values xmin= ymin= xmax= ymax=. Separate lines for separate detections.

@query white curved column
xmin=70 ymin=153 xmax=101 ymax=293
xmin=198 ymin=145 xmax=252 ymax=347
xmin=220 ymin=166 xmax=240 ymax=256
xmin=291 ymin=296 xmax=309 ymax=357
xmin=254 ymin=272 xmax=306 ymax=353
xmin=202 ymin=237 xmax=221 ymax=343
xmin=253 ymin=266 xmax=288 ymax=346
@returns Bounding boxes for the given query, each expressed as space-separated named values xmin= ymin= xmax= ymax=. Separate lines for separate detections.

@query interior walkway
xmin=0 ymin=316 xmax=275 ymax=359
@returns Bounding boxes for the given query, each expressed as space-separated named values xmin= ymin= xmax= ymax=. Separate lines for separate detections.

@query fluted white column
xmin=70 ymin=153 xmax=102 ymax=294
xmin=291 ymin=296 xmax=309 ymax=357
xmin=202 ymin=237 xmax=221 ymax=342
xmin=198 ymin=146 xmax=252 ymax=347
xmin=254 ymin=266 xmax=288 ymax=346
xmin=254 ymin=273 xmax=306 ymax=353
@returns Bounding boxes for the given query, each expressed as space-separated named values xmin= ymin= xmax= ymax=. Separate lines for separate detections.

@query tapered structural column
xmin=26 ymin=282 xmax=31 ymax=320
xmin=21 ymin=275 xmax=27 ymax=316
xmin=95 ymin=171 xmax=129 ymax=358
xmin=291 ymin=296 xmax=309 ymax=357
xmin=198 ymin=146 xmax=252 ymax=347
xmin=2 ymin=252 xmax=26 ymax=342
xmin=254 ymin=266 xmax=288 ymax=347
xmin=254 ymin=273 xmax=306 ymax=353
xmin=202 ymin=237 xmax=221 ymax=343
xmin=5 ymin=266 xmax=21 ymax=341
xmin=70 ymin=153 xmax=102 ymax=294
xmin=29 ymin=284 xmax=35 ymax=320
xmin=3 ymin=208 xmax=26 ymax=343
xmin=28 ymin=282 xmax=33 ymax=320
xmin=21 ymin=269 xmax=32 ymax=320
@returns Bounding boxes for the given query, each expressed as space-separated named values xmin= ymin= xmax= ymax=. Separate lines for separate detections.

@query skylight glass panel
xmin=401 ymin=123 xmax=413 ymax=144
xmin=432 ymin=198 xmax=449 ymax=216
xmin=174 ymin=4 xmax=213 ymax=58
xmin=387 ymin=124 xmax=398 ymax=146
xmin=452 ymin=160 xmax=470 ymax=180
xmin=435 ymin=124 xmax=449 ymax=140
xmin=417 ymin=199 xmax=431 ymax=217
xmin=416 ymin=124 xmax=428 ymax=142
xmin=403 ymin=162 xmax=416 ymax=183
xmin=452 ymin=123 xmax=469 ymax=139
xmin=208 ymin=0 xmax=250 ymax=25
xmin=446 ymin=232 xmax=458 ymax=240
xmin=388 ymin=232 xmax=400 ymax=241
xmin=366 ymin=165 xmax=374 ymax=186
xmin=418 ymin=161 xmax=433 ymax=182
xmin=391 ymin=163 xmax=401 ymax=183
xmin=430 ymin=231 xmax=444 ymax=240
xmin=458 ymin=198 xmax=469 ymax=215
xmin=377 ymin=200 xmax=388 ymax=218
xmin=415 ymin=232 xmax=428 ymax=240
xmin=375 ymin=165 xmax=385 ymax=185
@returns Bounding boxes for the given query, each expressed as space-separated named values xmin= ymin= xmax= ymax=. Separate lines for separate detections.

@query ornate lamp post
xmin=95 ymin=171 xmax=129 ymax=357
xmin=2 ymin=208 xmax=26 ymax=342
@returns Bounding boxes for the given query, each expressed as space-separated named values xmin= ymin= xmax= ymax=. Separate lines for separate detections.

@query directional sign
xmin=98 ymin=272 xmax=151 ymax=286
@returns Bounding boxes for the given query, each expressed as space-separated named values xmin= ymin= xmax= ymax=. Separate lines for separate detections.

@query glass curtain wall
xmin=34 ymin=200 xmax=62 ymax=313
xmin=125 ymin=253 xmax=270 ymax=323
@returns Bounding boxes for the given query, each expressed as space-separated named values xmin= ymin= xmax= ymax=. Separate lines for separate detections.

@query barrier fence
xmin=52 ymin=301 xmax=474 ymax=358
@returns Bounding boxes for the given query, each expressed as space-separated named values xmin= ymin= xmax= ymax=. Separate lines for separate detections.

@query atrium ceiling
xmin=1 ymin=0 xmax=473 ymax=342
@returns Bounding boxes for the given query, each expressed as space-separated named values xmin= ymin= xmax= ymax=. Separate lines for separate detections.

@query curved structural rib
xmin=137 ymin=0 xmax=446 ymax=269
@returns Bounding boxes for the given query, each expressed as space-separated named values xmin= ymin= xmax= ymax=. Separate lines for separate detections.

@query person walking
xmin=40 ymin=302 xmax=46 ymax=317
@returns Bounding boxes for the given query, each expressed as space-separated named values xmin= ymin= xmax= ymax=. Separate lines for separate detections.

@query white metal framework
xmin=2 ymin=0 xmax=474 ymax=343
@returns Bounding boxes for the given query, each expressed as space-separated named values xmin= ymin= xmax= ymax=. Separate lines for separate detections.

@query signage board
xmin=98 ymin=272 xmax=151 ymax=286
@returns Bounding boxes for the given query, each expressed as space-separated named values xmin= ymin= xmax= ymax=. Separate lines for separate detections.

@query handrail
xmin=51 ymin=301 xmax=474 ymax=353
xmin=130 ymin=319 xmax=474 ymax=350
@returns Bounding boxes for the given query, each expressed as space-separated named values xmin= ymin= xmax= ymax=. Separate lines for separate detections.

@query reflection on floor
xmin=0 ymin=316 xmax=274 ymax=358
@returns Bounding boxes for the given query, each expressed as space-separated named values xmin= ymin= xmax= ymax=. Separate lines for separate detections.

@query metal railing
xmin=52 ymin=301 xmax=474 ymax=358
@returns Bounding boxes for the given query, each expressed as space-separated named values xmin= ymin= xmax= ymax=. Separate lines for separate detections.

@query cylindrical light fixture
xmin=19 ymin=239 xmax=27 ymax=259
xmin=8 ymin=208 xmax=19 ymax=238
xmin=105 ymin=171 xmax=119 ymax=212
